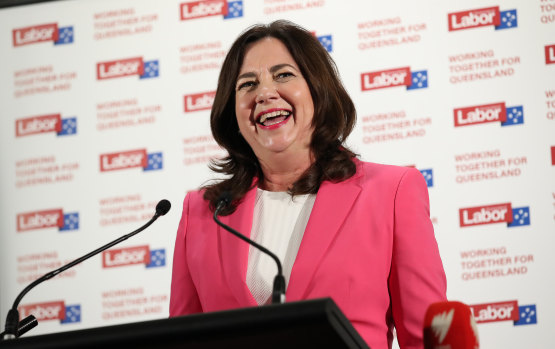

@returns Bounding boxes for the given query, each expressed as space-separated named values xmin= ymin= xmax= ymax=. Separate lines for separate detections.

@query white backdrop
xmin=1 ymin=0 xmax=554 ymax=347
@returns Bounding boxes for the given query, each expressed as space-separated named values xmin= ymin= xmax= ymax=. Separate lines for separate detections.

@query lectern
xmin=1 ymin=298 xmax=369 ymax=349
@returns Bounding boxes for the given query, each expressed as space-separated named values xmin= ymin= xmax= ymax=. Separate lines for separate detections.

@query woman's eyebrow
xmin=236 ymin=63 xmax=298 ymax=81
xmin=269 ymin=63 xmax=297 ymax=73
xmin=236 ymin=71 xmax=257 ymax=81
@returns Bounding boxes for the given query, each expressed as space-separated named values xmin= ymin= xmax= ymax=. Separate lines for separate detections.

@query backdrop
xmin=1 ymin=0 xmax=554 ymax=347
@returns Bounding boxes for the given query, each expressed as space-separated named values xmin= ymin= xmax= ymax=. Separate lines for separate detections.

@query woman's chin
xmin=260 ymin=143 xmax=292 ymax=155
xmin=255 ymin=137 xmax=297 ymax=156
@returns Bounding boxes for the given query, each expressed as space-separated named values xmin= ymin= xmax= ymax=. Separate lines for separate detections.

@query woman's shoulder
xmin=181 ymin=188 xmax=211 ymax=214
xmin=350 ymin=158 xmax=426 ymax=190
xmin=354 ymin=158 xmax=417 ymax=179
xmin=185 ymin=188 xmax=205 ymax=200
xmin=350 ymin=159 xmax=429 ymax=204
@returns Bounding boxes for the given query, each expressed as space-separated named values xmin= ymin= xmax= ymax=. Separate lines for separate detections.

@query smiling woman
xmin=205 ymin=20 xmax=357 ymax=209
xmin=170 ymin=20 xmax=447 ymax=349
xmin=234 ymin=37 xmax=315 ymax=191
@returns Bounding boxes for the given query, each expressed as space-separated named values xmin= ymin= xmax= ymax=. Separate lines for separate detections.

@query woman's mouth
xmin=257 ymin=109 xmax=292 ymax=129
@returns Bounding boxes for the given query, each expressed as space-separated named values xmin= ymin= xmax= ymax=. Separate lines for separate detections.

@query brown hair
xmin=203 ymin=20 xmax=357 ymax=215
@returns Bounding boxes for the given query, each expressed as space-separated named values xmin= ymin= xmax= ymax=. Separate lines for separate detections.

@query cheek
xmin=235 ymin=97 xmax=253 ymax=122
xmin=236 ymin=95 xmax=246 ymax=109
xmin=234 ymin=104 xmax=246 ymax=125
xmin=295 ymin=90 xmax=314 ymax=126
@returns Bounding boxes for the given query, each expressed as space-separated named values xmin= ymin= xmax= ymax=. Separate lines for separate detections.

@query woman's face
xmin=235 ymin=37 xmax=314 ymax=162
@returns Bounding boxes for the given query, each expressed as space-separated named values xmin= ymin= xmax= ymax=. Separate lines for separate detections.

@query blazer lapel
xmin=219 ymin=186 xmax=258 ymax=306
xmin=287 ymin=170 xmax=362 ymax=300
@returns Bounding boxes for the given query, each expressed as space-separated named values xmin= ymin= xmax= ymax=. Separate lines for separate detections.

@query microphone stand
xmin=2 ymin=199 xmax=171 ymax=340
xmin=213 ymin=198 xmax=286 ymax=304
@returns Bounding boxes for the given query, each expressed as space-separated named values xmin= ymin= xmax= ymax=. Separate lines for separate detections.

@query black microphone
xmin=0 ymin=315 xmax=38 ymax=339
xmin=1 ymin=199 xmax=171 ymax=340
xmin=213 ymin=192 xmax=286 ymax=305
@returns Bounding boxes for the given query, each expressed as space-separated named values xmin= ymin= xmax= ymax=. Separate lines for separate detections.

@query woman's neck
xmin=258 ymin=151 xmax=313 ymax=192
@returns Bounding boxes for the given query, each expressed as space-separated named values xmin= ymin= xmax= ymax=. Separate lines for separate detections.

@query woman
xmin=170 ymin=20 xmax=447 ymax=348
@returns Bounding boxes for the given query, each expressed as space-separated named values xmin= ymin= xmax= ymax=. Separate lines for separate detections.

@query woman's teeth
xmin=259 ymin=110 xmax=291 ymax=125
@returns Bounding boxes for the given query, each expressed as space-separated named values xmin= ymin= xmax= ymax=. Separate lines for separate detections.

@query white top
xmin=246 ymin=188 xmax=316 ymax=305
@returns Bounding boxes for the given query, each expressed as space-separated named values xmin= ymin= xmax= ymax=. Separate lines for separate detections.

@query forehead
xmin=239 ymin=37 xmax=299 ymax=73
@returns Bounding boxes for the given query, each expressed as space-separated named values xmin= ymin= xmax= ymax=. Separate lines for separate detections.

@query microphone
xmin=213 ymin=192 xmax=286 ymax=304
xmin=155 ymin=199 xmax=171 ymax=216
xmin=423 ymin=301 xmax=479 ymax=349
xmin=2 ymin=199 xmax=171 ymax=340
xmin=0 ymin=315 xmax=38 ymax=339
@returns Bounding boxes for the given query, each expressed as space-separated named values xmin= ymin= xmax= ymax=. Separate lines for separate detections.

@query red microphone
xmin=423 ymin=301 xmax=479 ymax=349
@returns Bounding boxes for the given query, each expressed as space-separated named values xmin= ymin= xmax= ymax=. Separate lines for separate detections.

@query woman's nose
xmin=255 ymin=80 xmax=279 ymax=104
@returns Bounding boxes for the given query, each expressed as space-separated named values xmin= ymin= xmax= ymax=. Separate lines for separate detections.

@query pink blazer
xmin=170 ymin=160 xmax=447 ymax=349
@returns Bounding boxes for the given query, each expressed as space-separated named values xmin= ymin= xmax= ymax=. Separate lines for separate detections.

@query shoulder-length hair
xmin=203 ymin=20 xmax=357 ymax=215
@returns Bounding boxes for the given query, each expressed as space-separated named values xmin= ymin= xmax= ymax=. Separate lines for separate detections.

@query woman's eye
xmin=237 ymin=81 xmax=256 ymax=90
xmin=276 ymin=72 xmax=294 ymax=79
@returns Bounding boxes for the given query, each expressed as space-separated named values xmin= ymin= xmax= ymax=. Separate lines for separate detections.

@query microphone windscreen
xmin=156 ymin=199 xmax=171 ymax=216
xmin=17 ymin=315 xmax=38 ymax=337
xmin=423 ymin=301 xmax=479 ymax=349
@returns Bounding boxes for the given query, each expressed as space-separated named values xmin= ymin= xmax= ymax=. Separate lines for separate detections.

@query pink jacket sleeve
xmin=169 ymin=194 xmax=203 ymax=316
xmin=389 ymin=168 xmax=447 ymax=348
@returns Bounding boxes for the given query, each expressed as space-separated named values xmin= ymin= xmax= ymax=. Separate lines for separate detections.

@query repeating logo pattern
xmin=453 ymin=102 xmax=524 ymax=127
xmin=140 ymin=60 xmax=160 ymax=79
xmin=361 ymin=67 xmax=428 ymax=91
xmin=99 ymin=149 xmax=163 ymax=172
xmin=459 ymin=202 xmax=512 ymax=227
xmin=495 ymin=9 xmax=518 ymax=30
xmin=12 ymin=23 xmax=74 ymax=47
xmin=19 ymin=301 xmax=65 ymax=321
xmin=317 ymin=35 xmax=333 ymax=52
xmin=419 ymin=168 xmax=434 ymax=187
xmin=103 ymin=245 xmax=165 ymax=269
xmin=459 ymin=202 xmax=530 ymax=228
xmin=546 ymin=44 xmax=555 ymax=65
xmin=406 ymin=70 xmax=428 ymax=90
xmin=470 ymin=300 xmax=518 ymax=324
xmin=3 ymin=2 xmax=550 ymax=341
xmin=224 ymin=1 xmax=243 ymax=19
xmin=60 ymin=304 xmax=81 ymax=324
xmin=146 ymin=249 xmax=166 ymax=268
xmin=448 ymin=7 xmax=517 ymax=32
xmin=19 ymin=301 xmax=81 ymax=324
xmin=103 ymin=245 xmax=150 ymax=268
xmin=59 ymin=212 xmax=80 ymax=232
xmin=514 ymin=304 xmax=537 ymax=326
xmin=17 ymin=209 xmax=79 ymax=232
xmin=54 ymin=26 xmax=74 ymax=45
xmin=97 ymin=57 xmax=159 ymax=80
xmin=146 ymin=152 xmax=164 ymax=171
xmin=470 ymin=300 xmax=537 ymax=327
xmin=184 ymin=91 xmax=215 ymax=112
xmin=501 ymin=106 xmax=524 ymax=126
xmin=448 ymin=7 xmax=500 ymax=31
xmin=15 ymin=114 xmax=78 ymax=137
xmin=180 ymin=0 xmax=243 ymax=20
xmin=507 ymin=207 xmax=530 ymax=228
xmin=58 ymin=117 xmax=78 ymax=135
